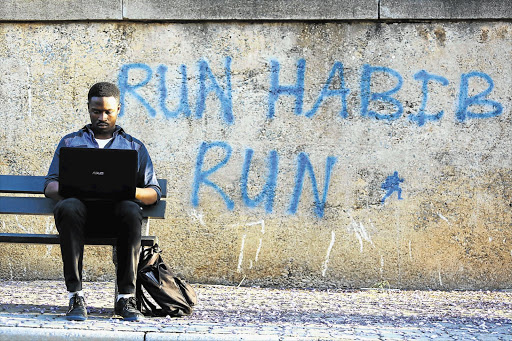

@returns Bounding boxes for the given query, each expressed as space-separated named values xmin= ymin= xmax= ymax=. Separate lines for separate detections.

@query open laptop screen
xmin=59 ymin=147 xmax=137 ymax=201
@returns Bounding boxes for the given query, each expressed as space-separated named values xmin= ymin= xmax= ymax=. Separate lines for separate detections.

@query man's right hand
xmin=44 ymin=181 xmax=64 ymax=201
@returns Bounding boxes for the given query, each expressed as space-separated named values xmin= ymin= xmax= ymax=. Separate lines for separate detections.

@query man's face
xmin=88 ymin=96 xmax=120 ymax=138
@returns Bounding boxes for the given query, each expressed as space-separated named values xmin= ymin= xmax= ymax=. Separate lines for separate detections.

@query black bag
xmin=136 ymin=244 xmax=197 ymax=317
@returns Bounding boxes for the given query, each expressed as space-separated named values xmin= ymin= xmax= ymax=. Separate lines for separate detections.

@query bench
xmin=0 ymin=175 xmax=166 ymax=245
xmin=0 ymin=174 xmax=167 ymax=305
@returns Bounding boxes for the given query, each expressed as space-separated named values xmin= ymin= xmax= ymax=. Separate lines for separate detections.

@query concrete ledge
xmin=122 ymin=0 xmax=379 ymax=20
xmin=0 ymin=327 xmax=144 ymax=340
xmin=381 ymin=0 xmax=512 ymax=19
xmin=0 ymin=0 xmax=122 ymax=21
xmin=1 ymin=0 xmax=511 ymax=21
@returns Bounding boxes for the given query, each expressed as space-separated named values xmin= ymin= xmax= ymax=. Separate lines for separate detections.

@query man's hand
xmin=46 ymin=181 xmax=157 ymax=205
xmin=44 ymin=181 xmax=64 ymax=201
xmin=135 ymin=187 xmax=158 ymax=205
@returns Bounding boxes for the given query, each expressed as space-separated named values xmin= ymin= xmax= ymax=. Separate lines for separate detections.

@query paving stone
xmin=186 ymin=325 xmax=211 ymax=332
xmin=17 ymin=320 xmax=42 ymax=328
xmin=306 ymin=328 xmax=333 ymax=337
xmin=378 ymin=330 xmax=405 ymax=340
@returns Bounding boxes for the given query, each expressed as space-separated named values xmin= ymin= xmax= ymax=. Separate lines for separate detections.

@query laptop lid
xmin=59 ymin=147 xmax=138 ymax=201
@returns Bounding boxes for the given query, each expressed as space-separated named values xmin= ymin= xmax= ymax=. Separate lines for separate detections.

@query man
xmin=44 ymin=82 xmax=161 ymax=322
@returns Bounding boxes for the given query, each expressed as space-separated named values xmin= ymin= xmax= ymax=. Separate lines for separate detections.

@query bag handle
xmin=140 ymin=244 xmax=162 ymax=260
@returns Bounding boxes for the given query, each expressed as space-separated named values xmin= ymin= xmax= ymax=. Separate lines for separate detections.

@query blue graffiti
xmin=191 ymin=141 xmax=235 ymax=210
xmin=288 ymin=153 xmax=337 ymax=218
xmin=381 ymin=171 xmax=404 ymax=204
xmin=158 ymin=64 xmax=192 ymax=118
xmin=118 ymin=59 xmax=504 ymax=125
xmin=268 ymin=59 xmax=306 ymax=119
xmin=305 ymin=61 xmax=350 ymax=118
xmin=191 ymin=142 xmax=337 ymax=217
xmin=195 ymin=57 xmax=234 ymax=124
xmin=118 ymin=63 xmax=156 ymax=117
xmin=360 ymin=64 xmax=404 ymax=121
xmin=409 ymin=70 xmax=449 ymax=126
xmin=456 ymin=71 xmax=503 ymax=122
xmin=118 ymin=58 xmax=233 ymax=124
xmin=240 ymin=149 xmax=279 ymax=213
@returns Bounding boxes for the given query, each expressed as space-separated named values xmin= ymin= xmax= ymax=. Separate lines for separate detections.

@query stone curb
xmin=0 ymin=327 xmax=145 ymax=341
xmin=0 ymin=326 xmax=294 ymax=341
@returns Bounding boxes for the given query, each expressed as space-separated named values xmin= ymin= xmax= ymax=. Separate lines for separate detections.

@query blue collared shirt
xmin=45 ymin=124 xmax=161 ymax=202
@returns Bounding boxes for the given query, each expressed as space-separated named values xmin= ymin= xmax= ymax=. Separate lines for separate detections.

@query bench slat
xmin=0 ymin=175 xmax=44 ymax=194
xmin=0 ymin=197 xmax=166 ymax=219
xmin=158 ymin=179 xmax=168 ymax=198
xmin=0 ymin=196 xmax=54 ymax=215
xmin=0 ymin=175 xmax=168 ymax=198
xmin=0 ymin=233 xmax=158 ymax=246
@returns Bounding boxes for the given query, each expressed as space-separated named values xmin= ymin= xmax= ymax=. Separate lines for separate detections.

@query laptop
xmin=59 ymin=147 xmax=138 ymax=201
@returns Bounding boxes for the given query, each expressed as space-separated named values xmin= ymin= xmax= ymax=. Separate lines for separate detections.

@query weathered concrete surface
xmin=381 ymin=0 xmax=512 ymax=20
xmin=0 ymin=0 xmax=122 ymax=21
xmin=0 ymin=22 xmax=511 ymax=290
xmin=123 ymin=0 xmax=378 ymax=20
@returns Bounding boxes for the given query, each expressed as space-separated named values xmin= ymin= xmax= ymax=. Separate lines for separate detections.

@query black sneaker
xmin=115 ymin=297 xmax=144 ymax=321
xmin=66 ymin=294 xmax=87 ymax=321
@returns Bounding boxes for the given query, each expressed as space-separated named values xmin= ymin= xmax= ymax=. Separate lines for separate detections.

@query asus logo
xmin=92 ymin=171 xmax=105 ymax=176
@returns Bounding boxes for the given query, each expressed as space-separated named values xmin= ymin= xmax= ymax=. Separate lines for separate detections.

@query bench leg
xmin=142 ymin=218 xmax=150 ymax=237
xmin=112 ymin=246 xmax=118 ymax=312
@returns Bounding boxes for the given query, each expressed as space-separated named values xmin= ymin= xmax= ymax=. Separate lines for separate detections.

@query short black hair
xmin=88 ymin=82 xmax=120 ymax=103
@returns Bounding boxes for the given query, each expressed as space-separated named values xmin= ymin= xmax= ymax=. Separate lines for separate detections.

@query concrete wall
xmin=0 ymin=1 xmax=511 ymax=290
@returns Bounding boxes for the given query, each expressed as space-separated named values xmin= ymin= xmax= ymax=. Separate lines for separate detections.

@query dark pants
xmin=54 ymin=198 xmax=142 ymax=294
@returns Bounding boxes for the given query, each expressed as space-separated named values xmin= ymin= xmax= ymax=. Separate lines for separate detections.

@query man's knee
xmin=115 ymin=201 xmax=143 ymax=224
xmin=54 ymin=198 xmax=86 ymax=218
xmin=54 ymin=198 xmax=87 ymax=233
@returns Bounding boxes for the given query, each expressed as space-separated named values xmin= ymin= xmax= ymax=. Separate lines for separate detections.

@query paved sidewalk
xmin=0 ymin=281 xmax=511 ymax=340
